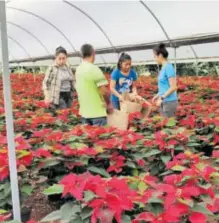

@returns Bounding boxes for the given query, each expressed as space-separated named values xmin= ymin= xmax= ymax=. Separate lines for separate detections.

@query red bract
xmin=212 ymin=150 xmax=219 ymax=158
xmin=0 ymin=213 xmax=11 ymax=222
xmin=107 ymin=153 xmax=125 ymax=173
xmin=33 ymin=128 xmax=52 ymax=137
xmin=34 ymin=148 xmax=52 ymax=158
xmin=155 ymin=131 xmax=167 ymax=150
xmin=60 ymin=173 xmax=88 ymax=200
xmin=189 ymin=212 xmax=207 ymax=223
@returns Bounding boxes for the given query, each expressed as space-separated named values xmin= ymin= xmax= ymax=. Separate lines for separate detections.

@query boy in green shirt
xmin=75 ymin=44 xmax=113 ymax=126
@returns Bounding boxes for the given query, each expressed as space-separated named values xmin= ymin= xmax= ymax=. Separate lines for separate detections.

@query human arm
xmin=161 ymin=77 xmax=177 ymax=99
xmin=42 ymin=66 xmax=53 ymax=103
xmin=110 ymin=79 xmax=123 ymax=102
xmin=92 ymin=67 xmax=113 ymax=113
xmin=155 ymin=65 xmax=177 ymax=106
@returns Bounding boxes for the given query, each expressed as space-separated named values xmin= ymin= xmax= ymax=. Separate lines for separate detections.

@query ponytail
xmin=153 ymin=43 xmax=169 ymax=58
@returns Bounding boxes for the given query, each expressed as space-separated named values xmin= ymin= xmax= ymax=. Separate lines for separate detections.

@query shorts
xmin=160 ymin=100 xmax=178 ymax=118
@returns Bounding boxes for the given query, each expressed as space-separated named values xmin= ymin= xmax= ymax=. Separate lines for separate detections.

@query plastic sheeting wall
xmin=2 ymin=0 xmax=219 ymax=65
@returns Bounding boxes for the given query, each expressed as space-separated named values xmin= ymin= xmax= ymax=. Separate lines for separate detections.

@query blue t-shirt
xmin=158 ymin=63 xmax=177 ymax=102
xmin=111 ymin=68 xmax=137 ymax=101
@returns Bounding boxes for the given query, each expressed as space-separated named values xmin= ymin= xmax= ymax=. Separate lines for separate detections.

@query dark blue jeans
xmin=111 ymin=100 xmax=120 ymax=110
xmin=82 ymin=117 xmax=107 ymax=126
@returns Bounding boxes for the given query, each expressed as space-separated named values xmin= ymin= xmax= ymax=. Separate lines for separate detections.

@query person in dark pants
xmin=152 ymin=43 xmax=178 ymax=118
xmin=75 ymin=44 xmax=113 ymax=126
xmin=42 ymin=46 xmax=75 ymax=110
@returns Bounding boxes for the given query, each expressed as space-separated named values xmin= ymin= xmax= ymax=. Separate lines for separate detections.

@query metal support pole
xmin=0 ymin=1 xmax=21 ymax=221
xmin=174 ymin=47 xmax=177 ymax=74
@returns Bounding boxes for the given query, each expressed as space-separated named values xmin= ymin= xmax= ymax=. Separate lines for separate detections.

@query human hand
xmin=106 ymin=104 xmax=114 ymax=114
xmin=119 ymin=95 xmax=124 ymax=102
xmin=152 ymin=95 xmax=159 ymax=105
xmin=155 ymin=98 xmax=163 ymax=107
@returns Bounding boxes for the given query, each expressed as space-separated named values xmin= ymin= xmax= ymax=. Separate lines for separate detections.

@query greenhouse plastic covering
xmin=1 ymin=0 xmax=219 ymax=66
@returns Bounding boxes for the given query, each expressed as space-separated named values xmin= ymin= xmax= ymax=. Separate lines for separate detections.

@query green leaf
xmin=215 ymin=126 xmax=219 ymax=132
xmin=4 ymin=182 xmax=11 ymax=197
xmin=143 ymin=149 xmax=161 ymax=158
xmin=0 ymin=209 xmax=7 ymax=214
xmin=126 ymin=161 xmax=136 ymax=168
xmin=21 ymin=184 xmax=33 ymax=196
xmin=192 ymin=204 xmax=214 ymax=216
xmin=84 ymin=191 xmax=96 ymax=202
xmin=70 ymin=216 xmax=83 ymax=223
xmin=159 ymin=170 xmax=173 ymax=176
xmin=138 ymin=182 xmax=148 ymax=194
xmin=88 ymin=166 xmax=110 ymax=178
xmin=187 ymin=142 xmax=200 ymax=147
xmin=161 ymin=155 xmax=171 ymax=164
xmin=42 ymin=159 xmax=60 ymax=168
xmin=132 ymin=169 xmax=139 ymax=176
xmin=166 ymin=118 xmax=177 ymax=127
xmin=60 ymin=203 xmax=80 ymax=220
xmin=148 ymin=197 xmax=163 ymax=204
xmin=43 ymin=184 xmax=63 ymax=195
xmin=174 ymin=145 xmax=185 ymax=151
xmin=171 ymin=165 xmax=186 ymax=172
xmin=198 ymin=183 xmax=211 ymax=190
xmin=81 ymin=207 xmax=93 ymax=220
xmin=41 ymin=210 xmax=61 ymax=222
xmin=122 ymin=215 xmax=132 ymax=223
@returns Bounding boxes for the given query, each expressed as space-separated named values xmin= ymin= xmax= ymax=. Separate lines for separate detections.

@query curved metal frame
xmin=8 ymin=35 xmax=31 ymax=58
xmin=140 ymin=1 xmax=174 ymax=47
xmin=7 ymin=21 xmax=50 ymax=54
xmin=139 ymin=1 xmax=198 ymax=60
xmin=63 ymin=1 xmax=116 ymax=52
xmin=7 ymin=6 xmax=77 ymax=52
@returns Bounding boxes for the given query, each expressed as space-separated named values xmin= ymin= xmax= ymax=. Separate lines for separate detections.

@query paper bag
xmin=121 ymin=101 xmax=142 ymax=113
xmin=107 ymin=109 xmax=129 ymax=130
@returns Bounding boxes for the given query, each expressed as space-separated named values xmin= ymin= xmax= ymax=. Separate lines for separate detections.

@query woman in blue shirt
xmin=110 ymin=53 xmax=151 ymax=117
xmin=152 ymin=43 xmax=178 ymax=118
xmin=110 ymin=53 xmax=137 ymax=110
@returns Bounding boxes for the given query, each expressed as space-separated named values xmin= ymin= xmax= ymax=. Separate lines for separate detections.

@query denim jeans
xmin=82 ymin=117 xmax=107 ymax=126
xmin=111 ymin=100 xmax=120 ymax=110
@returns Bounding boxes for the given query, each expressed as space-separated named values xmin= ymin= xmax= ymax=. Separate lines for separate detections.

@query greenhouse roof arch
xmin=7 ymin=21 xmax=50 ymax=55
xmin=8 ymin=35 xmax=31 ymax=59
xmin=1 ymin=1 xmax=219 ymax=64
xmin=7 ymin=6 xmax=77 ymax=52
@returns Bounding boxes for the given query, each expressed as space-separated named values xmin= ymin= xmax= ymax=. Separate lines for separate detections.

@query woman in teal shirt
xmin=152 ymin=43 xmax=178 ymax=118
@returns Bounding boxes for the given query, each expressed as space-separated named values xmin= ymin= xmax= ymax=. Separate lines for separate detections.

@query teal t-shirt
xmin=158 ymin=63 xmax=177 ymax=102
xmin=75 ymin=61 xmax=108 ymax=118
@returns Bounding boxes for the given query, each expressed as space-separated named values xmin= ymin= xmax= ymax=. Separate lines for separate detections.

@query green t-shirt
xmin=75 ymin=61 xmax=108 ymax=118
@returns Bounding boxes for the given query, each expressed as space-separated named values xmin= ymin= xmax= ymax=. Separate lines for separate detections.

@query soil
xmin=24 ymin=188 xmax=57 ymax=222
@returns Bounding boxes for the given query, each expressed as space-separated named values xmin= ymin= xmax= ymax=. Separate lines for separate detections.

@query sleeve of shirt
xmin=42 ymin=66 xmax=53 ymax=91
xmin=166 ymin=64 xmax=176 ymax=78
xmin=92 ymin=66 xmax=108 ymax=87
xmin=111 ymin=69 xmax=119 ymax=81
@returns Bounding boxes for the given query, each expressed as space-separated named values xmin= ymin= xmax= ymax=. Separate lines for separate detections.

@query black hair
xmin=55 ymin=46 xmax=67 ymax=56
xmin=81 ymin=44 xmax=94 ymax=58
xmin=153 ymin=43 xmax=169 ymax=58
xmin=117 ymin=52 xmax=132 ymax=69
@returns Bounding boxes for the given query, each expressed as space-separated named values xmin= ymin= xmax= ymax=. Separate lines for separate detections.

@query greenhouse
xmin=0 ymin=1 xmax=219 ymax=223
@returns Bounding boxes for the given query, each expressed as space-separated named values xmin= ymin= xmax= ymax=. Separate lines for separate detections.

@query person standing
xmin=42 ymin=46 xmax=75 ymax=110
xmin=75 ymin=44 xmax=113 ymax=126
xmin=152 ymin=43 xmax=178 ymax=118
xmin=110 ymin=53 xmax=151 ymax=117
